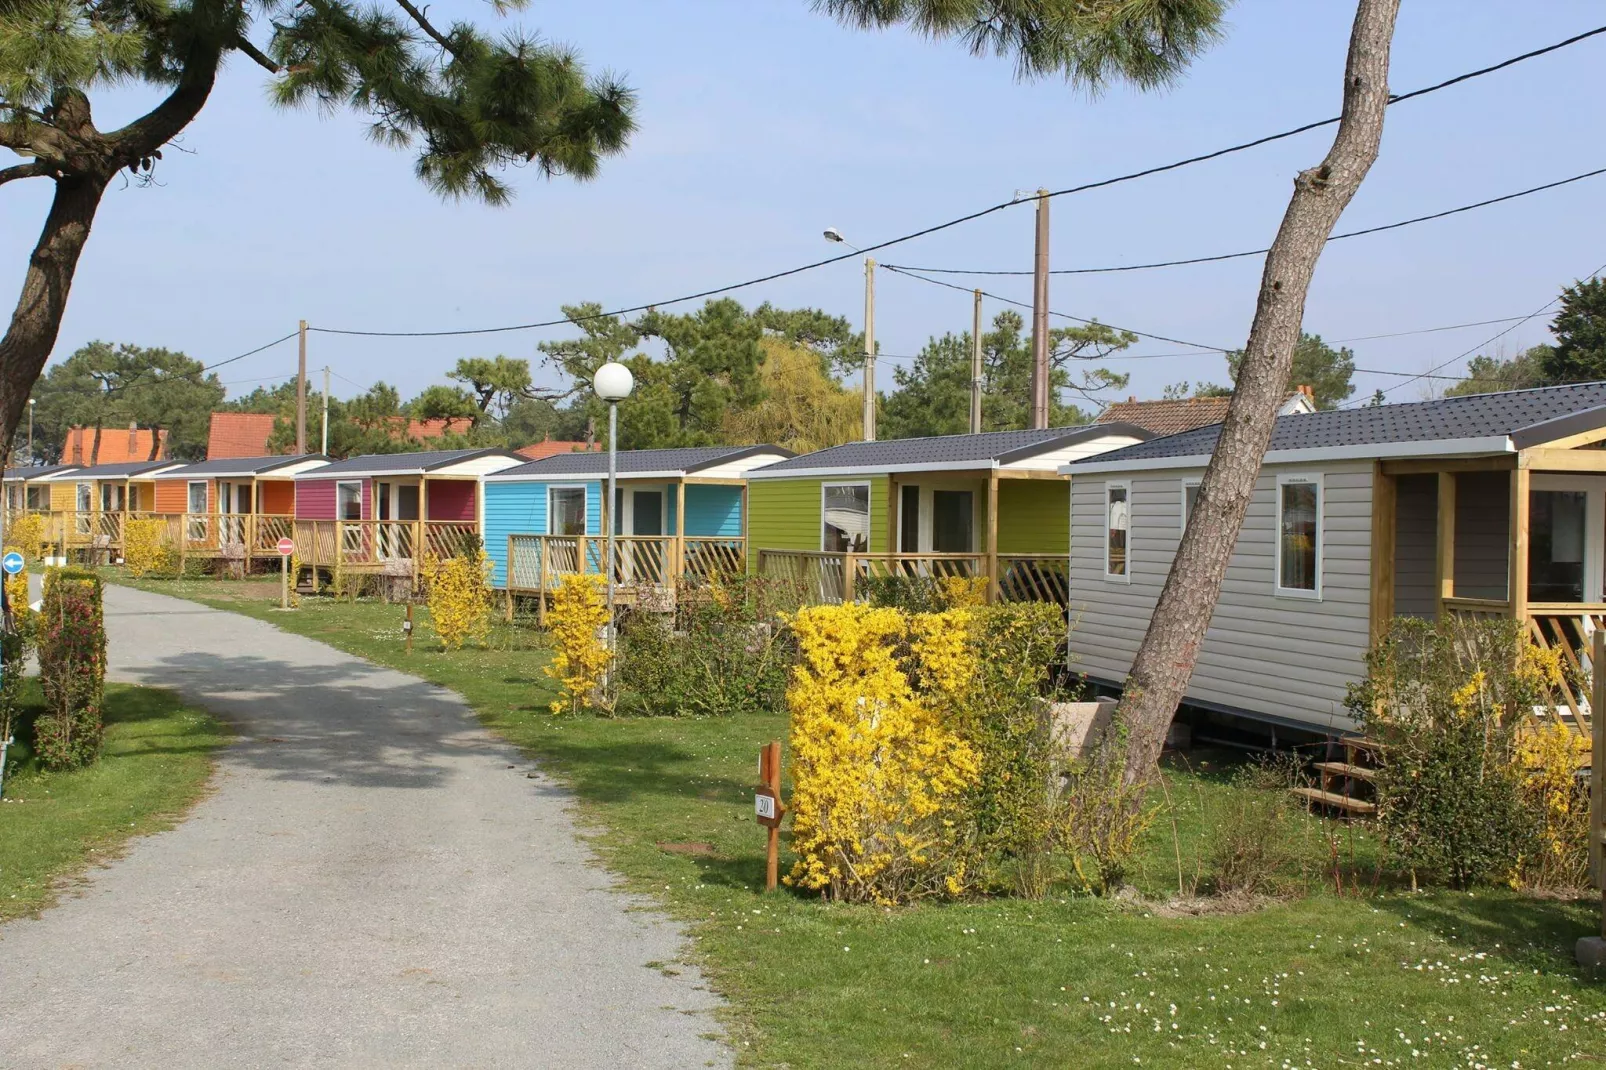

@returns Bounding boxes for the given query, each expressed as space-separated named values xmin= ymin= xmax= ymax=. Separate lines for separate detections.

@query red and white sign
xmin=276 ymin=537 xmax=295 ymax=557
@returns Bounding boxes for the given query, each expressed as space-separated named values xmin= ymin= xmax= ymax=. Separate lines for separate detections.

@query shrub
xmin=544 ymin=573 xmax=611 ymax=715
xmin=34 ymin=569 xmax=107 ymax=771
xmin=0 ymin=553 xmax=35 ymax=762
xmin=616 ymin=576 xmax=795 ymax=718
xmin=122 ymin=517 xmax=174 ymax=578
xmin=421 ymin=550 xmax=494 ymax=650
xmin=8 ymin=512 xmax=44 ymax=560
xmin=1055 ymin=730 xmax=1158 ymax=895
xmin=935 ymin=601 xmax=1067 ymax=897
xmin=1349 ymin=617 xmax=1553 ymax=889
xmin=862 ymin=572 xmax=989 ymax=613
xmin=785 ymin=602 xmax=979 ymax=904
xmin=1204 ymin=759 xmax=1304 ymax=897
xmin=1514 ymin=720 xmax=1591 ymax=890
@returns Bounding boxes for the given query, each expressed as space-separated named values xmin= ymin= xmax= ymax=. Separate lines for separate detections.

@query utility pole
xmin=970 ymin=289 xmax=984 ymax=434
xmin=296 ymin=319 xmax=308 ymax=455
xmin=863 ymin=258 xmax=876 ymax=442
xmin=1030 ymin=188 xmax=1050 ymax=429
xmin=321 ymin=366 xmax=331 ymax=456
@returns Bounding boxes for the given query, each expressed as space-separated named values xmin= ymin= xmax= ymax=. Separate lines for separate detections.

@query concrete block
xmin=1046 ymin=698 xmax=1118 ymax=761
xmin=1578 ymin=936 xmax=1606 ymax=968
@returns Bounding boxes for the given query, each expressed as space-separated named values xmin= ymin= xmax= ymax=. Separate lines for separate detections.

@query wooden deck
xmin=753 ymin=548 xmax=1070 ymax=606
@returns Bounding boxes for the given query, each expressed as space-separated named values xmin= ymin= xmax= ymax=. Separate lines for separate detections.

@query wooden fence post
xmin=537 ymin=537 xmax=549 ymax=627
xmin=843 ymin=552 xmax=857 ymax=604
xmin=1593 ymin=630 xmax=1604 ymax=894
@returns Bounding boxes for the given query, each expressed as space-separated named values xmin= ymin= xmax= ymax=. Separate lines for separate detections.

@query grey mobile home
xmin=1064 ymin=383 xmax=1606 ymax=736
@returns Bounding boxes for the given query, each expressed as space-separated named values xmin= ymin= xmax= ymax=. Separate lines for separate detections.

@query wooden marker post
xmin=276 ymin=536 xmax=295 ymax=610
xmin=756 ymin=740 xmax=785 ymax=892
xmin=404 ymin=602 xmax=414 ymax=655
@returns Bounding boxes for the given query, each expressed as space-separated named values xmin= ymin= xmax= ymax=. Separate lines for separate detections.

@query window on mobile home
xmin=822 ymin=483 xmax=871 ymax=553
xmin=1104 ymin=483 xmax=1130 ymax=581
xmin=1276 ymin=475 xmax=1321 ymax=597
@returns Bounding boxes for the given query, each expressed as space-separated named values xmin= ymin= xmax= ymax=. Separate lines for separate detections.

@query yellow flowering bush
xmin=7 ymin=512 xmax=43 ymax=561
xmin=1513 ymin=720 xmax=1590 ymax=889
xmin=784 ymin=602 xmax=978 ymax=904
xmin=3 ymin=547 xmax=30 ymax=637
xmin=122 ymin=517 xmax=174 ymax=579
xmin=544 ymin=573 xmax=611 ymax=715
xmin=1350 ymin=616 xmax=1574 ymax=889
xmin=421 ymin=550 xmax=494 ymax=650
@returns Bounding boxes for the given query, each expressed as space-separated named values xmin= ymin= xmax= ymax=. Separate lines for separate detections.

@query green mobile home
xmin=745 ymin=424 xmax=1151 ymax=603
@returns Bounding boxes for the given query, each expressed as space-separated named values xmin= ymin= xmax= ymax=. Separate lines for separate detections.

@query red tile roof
xmin=207 ymin=412 xmax=278 ymax=459
xmin=64 ymin=425 xmax=168 ymax=464
xmin=402 ymin=416 xmax=474 ymax=440
xmin=1095 ymin=397 xmax=1233 ymax=437
xmin=516 ymin=439 xmax=598 ymax=461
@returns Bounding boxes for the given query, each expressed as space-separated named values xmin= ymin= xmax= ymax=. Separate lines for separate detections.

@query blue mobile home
xmin=482 ymin=444 xmax=792 ymax=596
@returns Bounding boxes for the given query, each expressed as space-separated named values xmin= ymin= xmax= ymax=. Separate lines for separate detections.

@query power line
xmin=303 ymin=25 xmax=1606 ymax=340
xmin=1375 ymin=260 xmax=1606 ymax=398
xmin=884 ymin=166 xmax=1606 ymax=277
xmin=880 ymin=262 xmax=1231 ymax=352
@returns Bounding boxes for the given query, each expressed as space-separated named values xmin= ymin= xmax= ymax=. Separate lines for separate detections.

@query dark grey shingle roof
xmin=4 ymin=464 xmax=78 ymax=480
xmin=495 ymin=445 xmax=790 ymax=479
xmin=755 ymin=424 xmax=1148 ymax=473
xmin=1073 ymin=382 xmax=1606 ymax=465
xmin=44 ymin=460 xmax=181 ymax=479
xmin=305 ymin=448 xmax=517 ymax=476
xmin=154 ymin=455 xmax=325 ymax=477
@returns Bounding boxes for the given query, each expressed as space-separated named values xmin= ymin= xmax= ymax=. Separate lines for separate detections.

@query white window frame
xmin=1180 ymin=477 xmax=1202 ymax=533
xmin=1274 ymin=472 xmax=1323 ymax=601
xmin=336 ymin=480 xmax=363 ymax=522
xmin=546 ymin=483 xmax=589 ymax=536
xmin=820 ymin=481 xmax=872 ymax=553
xmin=1103 ymin=480 xmax=1131 ymax=584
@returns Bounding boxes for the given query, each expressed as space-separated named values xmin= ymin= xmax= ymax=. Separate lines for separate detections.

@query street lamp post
xmin=592 ymin=362 xmax=635 ymax=661
xmin=26 ymin=398 xmax=35 ymax=464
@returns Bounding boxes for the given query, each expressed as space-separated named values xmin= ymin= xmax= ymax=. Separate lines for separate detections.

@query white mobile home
xmin=1064 ymin=383 xmax=1606 ymax=736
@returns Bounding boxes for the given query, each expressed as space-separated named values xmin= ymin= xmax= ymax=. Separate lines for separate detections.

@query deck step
xmin=1290 ymin=786 xmax=1377 ymax=815
xmin=1314 ymin=761 xmax=1377 ymax=782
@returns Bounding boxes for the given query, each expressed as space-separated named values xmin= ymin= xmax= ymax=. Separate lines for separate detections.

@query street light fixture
xmin=593 ymin=361 xmax=634 ymax=665
xmin=823 ymin=229 xmax=876 ymax=441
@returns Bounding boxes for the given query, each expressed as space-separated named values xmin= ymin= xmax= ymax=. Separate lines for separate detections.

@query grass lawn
xmin=0 ymin=678 xmax=228 ymax=922
xmin=117 ymin=573 xmax=1606 ymax=1068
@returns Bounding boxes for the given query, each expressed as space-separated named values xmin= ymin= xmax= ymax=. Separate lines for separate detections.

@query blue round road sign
xmin=2 ymin=552 xmax=23 ymax=575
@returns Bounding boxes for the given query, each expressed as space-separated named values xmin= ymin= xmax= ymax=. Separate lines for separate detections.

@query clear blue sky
xmin=4 ymin=0 xmax=1603 ymax=411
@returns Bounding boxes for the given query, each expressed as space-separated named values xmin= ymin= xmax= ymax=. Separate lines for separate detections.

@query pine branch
xmin=233 ymin=34 xmax=281 ymax=73
xmin=390 ymin=0 xmax=458 ymax=55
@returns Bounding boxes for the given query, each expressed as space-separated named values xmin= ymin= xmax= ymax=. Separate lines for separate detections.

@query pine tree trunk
xmin=1114 ymin=0 xmax=1401 ymax=788
xmin=0 ymin=173 xmax=111 ymax=466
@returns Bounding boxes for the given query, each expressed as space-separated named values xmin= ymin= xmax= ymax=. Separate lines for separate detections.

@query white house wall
xmin=1068 ymin=460 xmax=1375 ymax=734
xmin=691 ymin=451 xmax=794 ymax=480
xmin=1005 ymin=435 xmax=1144 ymax=472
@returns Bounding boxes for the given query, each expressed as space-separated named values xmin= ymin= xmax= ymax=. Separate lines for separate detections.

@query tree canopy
xmin=880 ymin=310 xmax=1132 ymax=438
xmin=27 ymin=341 xmax=222 ymax=462
xmin=1539 ymin=277 xmax=1606 ymax=383
xmin=1445 ymin=345 xmax=1550 ymax=397
xmin=1223 ymin=332 xmax=1356 ymax=409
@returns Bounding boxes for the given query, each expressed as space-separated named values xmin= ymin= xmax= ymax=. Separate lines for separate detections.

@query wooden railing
xmin=507 ymin=534 xmax=748 ymax=595
xmin=1442 ymin=597 xmax=1596 ymax=736
xmin=754 ymin=548 xmax=1071 ymax=606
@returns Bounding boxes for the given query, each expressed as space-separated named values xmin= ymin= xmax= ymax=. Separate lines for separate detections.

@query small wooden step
xmin=1314 ymin=761 xmax=1377 ymax=782
xmin=1291 ymin=786 xmax=1377 ymax=815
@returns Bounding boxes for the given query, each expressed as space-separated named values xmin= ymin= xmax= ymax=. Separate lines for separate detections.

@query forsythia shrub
xmin=122 ymin=517 xmax=174 ymax=578
xmin=0 ymin=551 xmax=35 ymax=759
xmin=785 ymin=602 xmax=978 ymax=904
xmin=1514 ymin=720 xmax=1591 ymax=890
xmin=1351 ymin=617 xmax=1558 ymax=889
xmin=34 ymin=569 xmax=107 ymax=771
xmin=422 ymin=550 xmax=494 ymax=650
xmin=544 ymin=573 xmax=611 ymax=715
xmin=8 ymin=512 xmax=43 ymax=560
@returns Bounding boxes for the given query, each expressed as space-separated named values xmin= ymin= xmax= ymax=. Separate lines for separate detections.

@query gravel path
xmin=0 ymin=584 xmax=728 ymax=1069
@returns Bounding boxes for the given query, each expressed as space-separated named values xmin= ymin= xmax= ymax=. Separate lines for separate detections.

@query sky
xmin=4 ymin=0 xmax=1604 ymax=414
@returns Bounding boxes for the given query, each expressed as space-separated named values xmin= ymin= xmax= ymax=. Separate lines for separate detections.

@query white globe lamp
xmin=593 ymin=362 xmax=634 ymax=402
